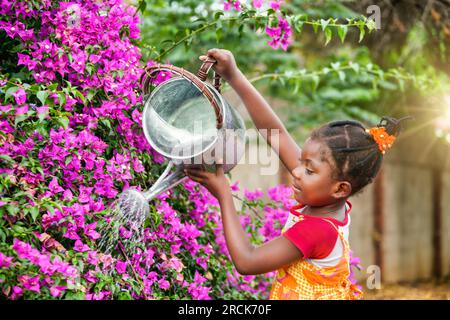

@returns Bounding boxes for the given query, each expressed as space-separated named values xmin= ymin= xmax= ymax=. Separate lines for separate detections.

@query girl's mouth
xmin=292 ymin=184 xmax=302 ymax=193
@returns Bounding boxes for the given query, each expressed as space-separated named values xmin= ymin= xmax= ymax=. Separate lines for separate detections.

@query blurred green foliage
xmin=136 ymin=0 xmax=449 ymax=142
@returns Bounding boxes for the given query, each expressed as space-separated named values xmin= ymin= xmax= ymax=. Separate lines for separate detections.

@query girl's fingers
xmin=216 ymin=164 xmax=224 ymax=175
xmin=184 ymin=168 xmax=207 ymax=179
xmin=188 ymin=175 xmax=204 ymax=184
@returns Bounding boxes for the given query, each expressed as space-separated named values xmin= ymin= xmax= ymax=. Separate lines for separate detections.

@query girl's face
xmin=291 ymin=138 xmax=348 ymax=206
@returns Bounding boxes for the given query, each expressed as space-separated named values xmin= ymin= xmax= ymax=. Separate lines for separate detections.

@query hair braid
xmin=311 ymin=116 xmax=412 ymax=195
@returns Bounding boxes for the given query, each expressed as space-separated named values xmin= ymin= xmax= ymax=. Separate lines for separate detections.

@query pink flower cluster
xmin=1 ymin=0 xmax=359 ymax=301
xmin=224 ymin=1 xmax=241 ymax=11
xmin=7 ymin=239 xmax=79 ymax=299
xmin=224 ymin=0 xmax=283 ymax=10
xmin=266 ymin=17 xmax=293 ymax=51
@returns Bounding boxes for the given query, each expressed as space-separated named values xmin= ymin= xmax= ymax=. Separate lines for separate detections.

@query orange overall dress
xmin=269 ymin=213 xmax=363 ymax=300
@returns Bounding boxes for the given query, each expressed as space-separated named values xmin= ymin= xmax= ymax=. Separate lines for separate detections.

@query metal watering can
xmin=117 ymin=57 xmax=246 ymax=217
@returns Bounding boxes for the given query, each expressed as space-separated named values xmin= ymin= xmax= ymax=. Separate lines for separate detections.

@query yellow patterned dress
xmin=269 ymin=207 xmax=363 ymax=300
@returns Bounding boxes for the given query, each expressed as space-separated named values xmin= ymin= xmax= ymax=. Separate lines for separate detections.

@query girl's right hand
xmin=199 ymin=48 xmax=241 ymax=83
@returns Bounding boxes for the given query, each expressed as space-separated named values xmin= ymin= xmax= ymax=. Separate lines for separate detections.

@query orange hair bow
xmin=365 ymin=127 xmax=396 ymax=155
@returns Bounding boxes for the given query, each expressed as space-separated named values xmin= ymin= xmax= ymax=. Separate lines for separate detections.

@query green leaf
xmin=238 ymin=24 xmax=244 ymax=38
xmin=324 ymin=27 xmax=332 ymax=46
xmin=293 ymin=80 xmax=301 ymax=95
xmin=58 ymin=116 xmax=69 ymax=129
xmin=72 ymin=89 xmax=86 ymax=105
xmin=337 ymin=25 xmax=348 ymax=43
xmin=331 ymin=62 xmax=341 ymax=70
xmin=29 ymin=206 xmax=39 ymax=222
xmin=137 ymin=0 xmax=147 ymax=14
xmin=0 ymin=154 xmax=14 ymax=164
xmin=47 ymin=83 xmax=58 ymax=91
xmin=214 ymin=11 xmax=224 ymax=20
xmin=311 ymin=75 xmax=320 ymax=91
xmin=64 ymin=291 xmax=86 ymax=300
xmin=36 ymin=91 xmax=48 ymax=106
xmin=312 ymin=22 xmax=319 ymax=34
xmin=58 ymin=92 xmax=66 ymax=105
xmin=358 ymin=21 xmax=365 ymax=42
xmin=215 ymin=28 xmax=223 ymax=43
xmin=320 ymin=19 xmax=330 ymax=31
xmin=118 ymin=291 xmax=132 ymax=300
xmin=6 ymin=205 xmax=19 ymax=216
xmin=5 ymin=86 xmax=19 ymax=102
xmin=350 ymin=62 xmax=360 ymax=73
xmin=65 ymin=155 xmax=73 ymax=166
xmin=294 ymin=20 xmax=303 ymax=33
xmin=14 ymin=114 xmax=29 ymax=127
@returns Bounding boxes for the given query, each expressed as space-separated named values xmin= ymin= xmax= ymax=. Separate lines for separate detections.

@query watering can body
xmin=139 ymin=60 xmax=246 ymax=201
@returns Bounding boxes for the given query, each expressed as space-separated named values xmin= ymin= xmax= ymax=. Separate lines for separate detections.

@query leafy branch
xmin=239 ymin=61 xmax=433 ymax=93
xmin=148 ymin=6 xmax=378 ymax=62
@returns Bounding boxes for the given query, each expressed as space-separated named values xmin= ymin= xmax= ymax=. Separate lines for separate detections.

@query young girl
xmin=185 ymin=48 xmax=408 ymax=300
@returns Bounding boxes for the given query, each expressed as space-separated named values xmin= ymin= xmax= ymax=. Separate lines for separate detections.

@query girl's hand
xmin=184 ymin=164 xmax=230 ymax=200
xmin=199 ymin=48 xmax=242 ymax=83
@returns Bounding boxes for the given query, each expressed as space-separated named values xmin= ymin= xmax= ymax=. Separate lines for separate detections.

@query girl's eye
xmin=305 ymin=168 xmax=313 ymax=175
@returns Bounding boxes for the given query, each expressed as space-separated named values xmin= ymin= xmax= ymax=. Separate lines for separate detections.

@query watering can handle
xmin=140 ymin=63 xmax=224 ymax=129
xmin=196 ymin=58 xmax=222 ymax=93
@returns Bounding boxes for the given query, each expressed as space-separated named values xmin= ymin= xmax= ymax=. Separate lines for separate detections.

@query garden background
xmin=1 ymin=0 xmax=449 ymax=300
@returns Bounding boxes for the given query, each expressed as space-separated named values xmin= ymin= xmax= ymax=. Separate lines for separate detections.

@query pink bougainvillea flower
xmin=77 ymin=185 xmax=93 ymax=203
xmin=253 ymin=0 xmax=264 ymax=8
xmin=74 ymin=240 xmax=90 ymax=252
xmin=223 ymin=1 xmax=241 ymax=11
xmin=244 ymin=188 xmax=264 ymax=201
xmin=13 ymin=88 xmax=26 ymax=105
xmin=270 ymin=0 xmax=283 ymax=10
xmin=158 ymin=278 xmax=170 ymax=290
xmin=36 ymin=105 xmax=49 ymax=116
xmin=15 ymin=104 xmax=29 ymax=115
xmin=70 ymin=50 xmax=86 ymax=74
xmin=119 ymin=226 xmax=132 ymax=239
xmin=49 ymin=177 xmax=64 ymax=194
xmin=12 ymin=239 xmax=32 ymax=259
xmin=115 ymin=260 xmax=128 ymax=274
xmin=230 ymin=181 xmax=240 ymax=192
xmin=265 ymin=17 xmax=293 ymax=51
xmin=18 ymin=275 xmax=40 ymax=293
xmin=84 ymin=222 xmax=100 ymax=240
xmin=85 ymin=270 xmax=97 ymax=283
xmin=62 ymin=188 xmax=73 ymax=200
xmin=87 ymin=250 xmax=99 ymax=266
xmin=167 ymin=256 xmax=184 ymax=273
xmin=49 ymin=285 xmax=66 ymax=297
xmin=0 ymin=252 xmax=13 ymax=268
xmin=131 ymin=157 xmax=145 ymax=173
xmin=10 ymin=286 xmax=23 ymax=300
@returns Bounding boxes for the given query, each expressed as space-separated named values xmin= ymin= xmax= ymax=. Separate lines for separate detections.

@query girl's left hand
xmin=184 ymin=164 xmax=230 ymax=199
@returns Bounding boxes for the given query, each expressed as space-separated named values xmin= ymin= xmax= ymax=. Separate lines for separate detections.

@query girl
xmin=185 ymin=48 xmax=409 ymax=300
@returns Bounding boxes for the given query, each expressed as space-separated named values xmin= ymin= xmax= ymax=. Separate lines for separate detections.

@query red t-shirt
xmin=283 ymin=202 xmax=351 ymax=259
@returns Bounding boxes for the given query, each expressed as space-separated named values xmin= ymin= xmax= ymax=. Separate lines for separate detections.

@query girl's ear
xmin=332 ymin=181 xmax=352 ymax=199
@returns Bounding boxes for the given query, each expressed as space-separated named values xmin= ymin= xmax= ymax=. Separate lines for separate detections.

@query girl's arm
xmin=185 ymin=165 xmax=303 ymax=275
xmin=201 ymin=49 xmax=301 ymax=173
xmin=218 ymin=187 xmax=303 ymax=275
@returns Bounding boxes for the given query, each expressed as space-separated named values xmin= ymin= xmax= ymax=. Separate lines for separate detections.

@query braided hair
xmin=310 ymin=116 xmax=412 ymax=196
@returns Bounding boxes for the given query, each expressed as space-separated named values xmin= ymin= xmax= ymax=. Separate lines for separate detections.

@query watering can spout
xmin=142 ymin=161 xmax=187 ymax=202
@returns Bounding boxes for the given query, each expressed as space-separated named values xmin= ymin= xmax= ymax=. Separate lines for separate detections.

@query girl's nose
xmin=292 ymin=166 xmax=301 ymax=179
